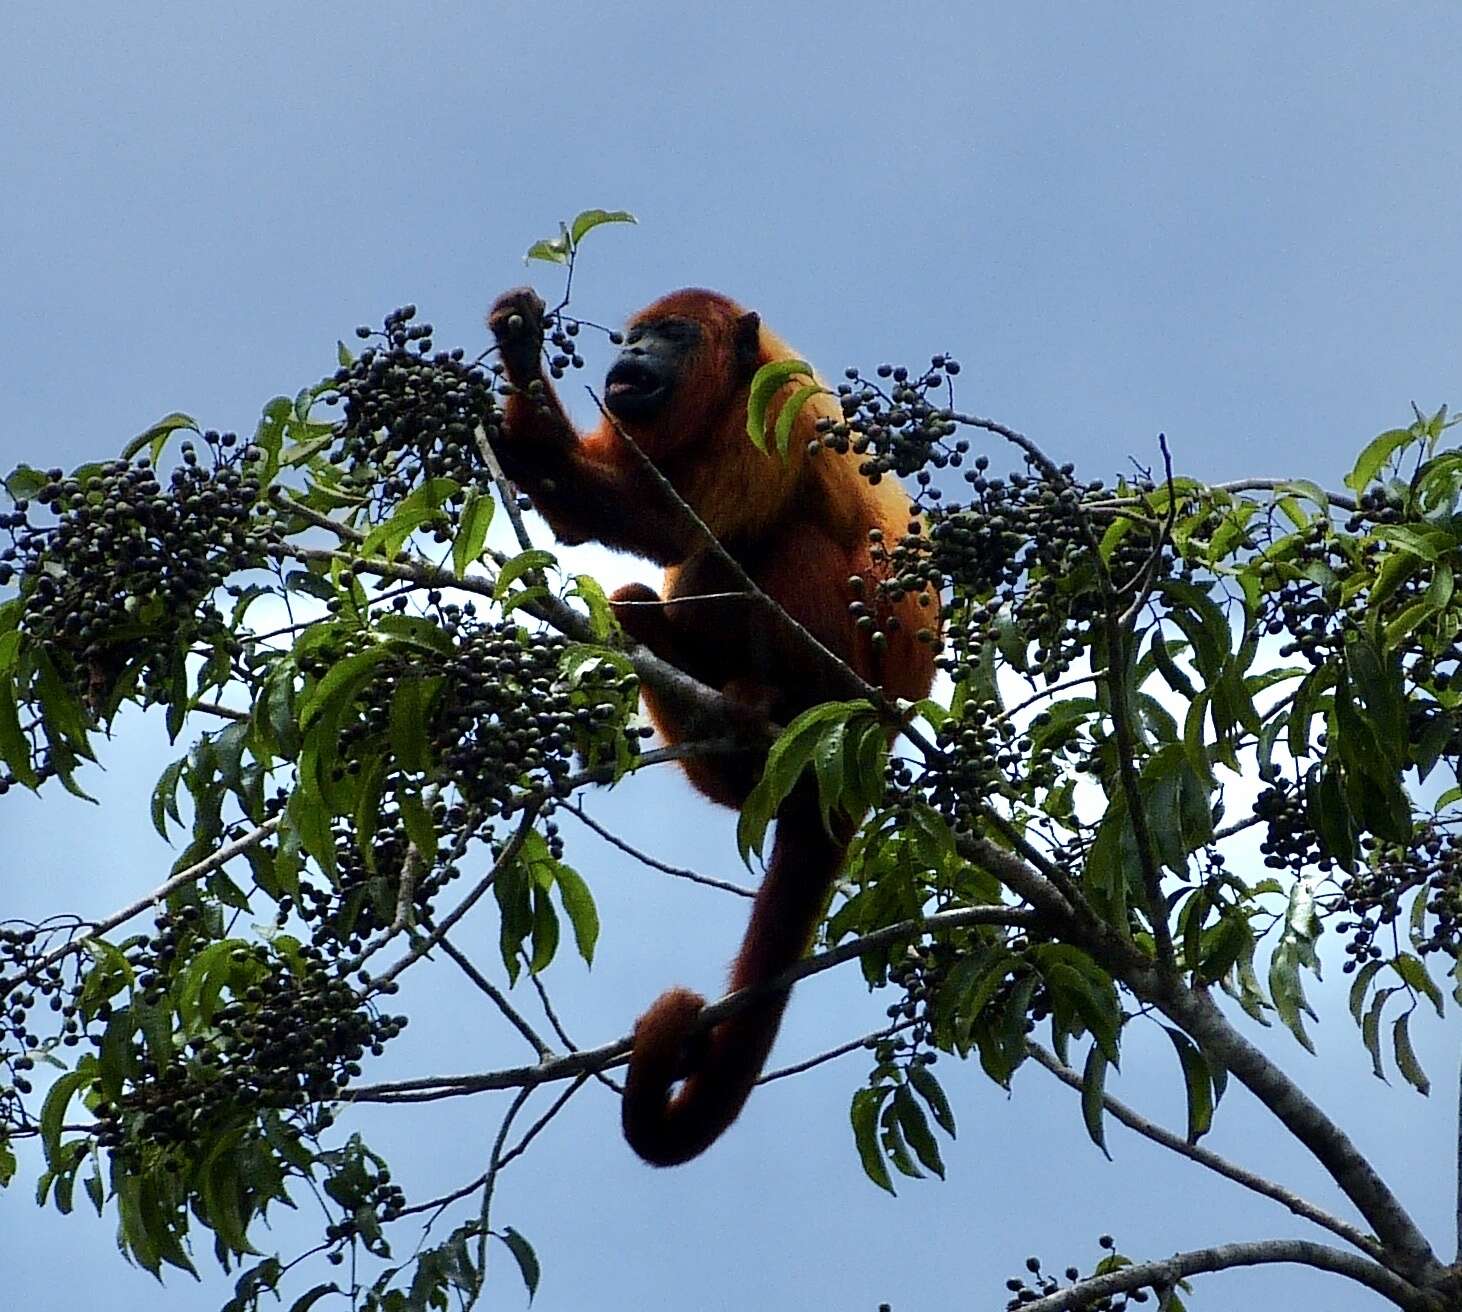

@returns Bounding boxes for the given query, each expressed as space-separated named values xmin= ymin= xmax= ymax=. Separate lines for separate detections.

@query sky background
xmin=3 ymin=4 xmax=1461 ymax=1310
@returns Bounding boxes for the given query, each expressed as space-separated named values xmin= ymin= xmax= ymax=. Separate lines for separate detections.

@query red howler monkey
xmin=486 ymin=286 xmax=936 ymax=1165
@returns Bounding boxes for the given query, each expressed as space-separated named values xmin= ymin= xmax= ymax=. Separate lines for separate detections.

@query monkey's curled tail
xmin=621 ymin=790 xmax=846 ymax=1166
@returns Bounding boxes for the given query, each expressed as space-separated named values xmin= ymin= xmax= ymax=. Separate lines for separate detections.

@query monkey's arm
xmin=487 ymin=288 xmax=693 ymax=564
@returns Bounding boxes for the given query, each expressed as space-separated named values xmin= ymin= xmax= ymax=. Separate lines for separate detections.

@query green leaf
xmin=149 ymin=756 xmax=186 ymax=839
xmin=526 ymin=231 xmax=570 ymax=264
xmin=1148 ymin=630 xmax=1197 ymax=699
xmin=554 ymin=863 xmax=599 ymax=966
xmin=1080 ymin=1043 xmax=1111 ymax=1160
xmin=1162 ymin=1027 xmax=1215 ymax=1142
xmin=907 ymin=1063 xmax=956 ymax=1137
xmin=850 ymin=1086 xmax=896 ymax=1195
xmin=1393 ymin=952 xmax=1444 ymax=1019
xmin=123 ymin=411 xmax=200 ymax=463
xmin=398 ymin=793 xmax=438 ymax=867
xmin=746 ymin=359 xmax=816 ymax=451
xmin=452 ymin=486 xmax=494 ymax=578
xmin=4 ymin=464 xmax=48 ymax=501
xmin=0 ymin=673 xmax=38 ymax=790
xmin=1393 ymin=1013 xmax=1430 ymax=1095
xmin=1348 ymin=958 xmax=1384 ymax=1025
xmin=299 ymin=644 xmax=390 ymax=730
xmin=892 ymin=1083 xmax=944 ymax=1178
xmin=528 ymin=884 xmax=560 ymax=974
xmin=1345 ymin=427 xmax=1414 ymax=494
xmin=494 ymin=548 xmax=558 ymax=600
xmin=389 ymin=676 xmax=440 ymax=776
xmin=0 ymin=1138 xmax=14 ymax=1187
xmin=568 ymin=208 xmax=637 ymax=246
xmin=284 ymin=569 xmax=336 ymax=602
xmin=771 ymin=381 xmax=827 ymax=459
xmin=40 ymin=1072 xmax=87 ymax=1167
xmin=1363 ymin=988 xmax=1390 ymax=1081
xmin=498 ymin=1227 xmax=540 ymax=1301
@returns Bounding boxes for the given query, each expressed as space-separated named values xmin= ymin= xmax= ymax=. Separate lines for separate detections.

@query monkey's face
xmin=604 ymin=317 xmax=701 ymax=425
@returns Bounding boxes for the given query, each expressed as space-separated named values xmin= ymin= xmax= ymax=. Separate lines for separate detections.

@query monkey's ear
xmin=734 ymin=311 xmax=761 ymax=377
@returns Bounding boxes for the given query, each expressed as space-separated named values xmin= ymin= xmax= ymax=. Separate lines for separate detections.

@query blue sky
xmin=2 ymin=4 xmax=1460 ymax=1309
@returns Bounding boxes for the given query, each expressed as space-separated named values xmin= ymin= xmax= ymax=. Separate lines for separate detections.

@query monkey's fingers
xmin=487 ymin=286 xmax=548 ymax=378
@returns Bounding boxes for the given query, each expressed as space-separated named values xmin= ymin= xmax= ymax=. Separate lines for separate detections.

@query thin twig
xmin=1026 ymin=1041 xmax=1382 ymax=1260
xmin=428 ymin=925 xmax=552 ymax=1059
xmin=473 ymin=421 xmax=536 ymax=555
xmin=269 ymin=487 xmax=367 ymax=543
xmin=192 ymin=700 xmax=251 ymax=722
xmin=759 ymin=1021 xmax=914 ymax=1085
xmin=346 ymin=902 xmax=1037 ymax=1103
xmin=495 ymin=1072 xmax=594 ymax=1171
xmin=18 ymin=818 xmax=282 ymax=980
xmin=465 ymin=1085 xmax=534 ymax=1312
xmin=372 ymin=802 xmax=543 ymax=989
xmin=528 ymin=973 xmax=622 ymax=1094
xmin=563 ymin=800 xmax=754 ymax=898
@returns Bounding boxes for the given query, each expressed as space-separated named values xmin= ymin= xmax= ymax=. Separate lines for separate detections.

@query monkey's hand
xmin=487 ymin=287 xmax=547 ymax=383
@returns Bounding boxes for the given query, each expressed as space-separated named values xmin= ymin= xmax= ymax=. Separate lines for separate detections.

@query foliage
xmin=1 ymin=222 xmax=1459 ymax=1308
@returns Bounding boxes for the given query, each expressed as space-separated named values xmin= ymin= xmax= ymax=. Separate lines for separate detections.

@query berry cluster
xmin=824 ymin=355 xmax=965 ymax=482
xmin=1339 ymin=827 xmax=1462 ymax=965
xmin=428 ymin=611 xmax=637 ymax=815
xmin=539 ymin=310 xmax=607 ymax=381
xmin=0 ymin=922 xmax=73 ymax=1130
xmin=1254 ymin=782 xmax=1331 ymax=875
xmin=901 ymin=462 xmax=1165 ymax=687
xmin=92 ymin=911 xmax=405 ymax=1166
xmin=1 ymin=436 xmax=269 ymax=717
xmin=1003 ymin=1238 xmax=1144 ymax=1310
xmin=328 ymin=306 xmax=499 ymax=502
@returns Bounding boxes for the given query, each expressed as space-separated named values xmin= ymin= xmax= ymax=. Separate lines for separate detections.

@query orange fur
xmin=487 ymin=287 xmax=937 ymax=1164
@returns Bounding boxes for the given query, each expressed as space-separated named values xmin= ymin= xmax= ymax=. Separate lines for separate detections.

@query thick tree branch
xmin=1016 ymin=1238 xmax=1432 ymax=1312
xmin=1155 ymin=981 xmax=1439 ymax=1281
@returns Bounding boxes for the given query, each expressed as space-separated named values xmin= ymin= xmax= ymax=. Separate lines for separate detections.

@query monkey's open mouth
xmin=605 ymin=357 xmax=669 ymax=416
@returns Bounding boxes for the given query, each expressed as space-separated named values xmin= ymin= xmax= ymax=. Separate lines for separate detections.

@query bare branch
xmin=192 ymin=700 xmax=251 ymax=722
xmin=466 ymin=1084 xmax=534 ymax=1312
xmin=429 ymin=926 xmax=552 ymax=1060
xmin=495 ymin=1072 xmax=594 ymax=1171
xmin=269 ymin=487 xmax=367 ymax=542
xmin=346 ymin=902 xmax=1037 ymax=1103
xmin=1213 ymin=477 xmax=1358 ymax=512
xmin=1026 ymin=1041 xmax=1382 ymax=1260
xmin=473 ymin=421 xmax=536 ymax=555
xmin=759 ymin=1021 xmax=914 ymax=1085
xmin=563 ymin=800 xmax=754 ymax=898
xmin=529 ymin=973 xmax=622 ymax=1094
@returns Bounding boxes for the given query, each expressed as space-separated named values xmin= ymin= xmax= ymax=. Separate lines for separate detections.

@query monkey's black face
xmin=604 ymin=317 xmax=700 ymax=423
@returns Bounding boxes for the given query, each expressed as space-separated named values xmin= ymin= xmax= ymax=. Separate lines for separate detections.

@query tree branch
xmin=562 ymin=800 xmax=754 ymax=898
xmin=345 ymin=902 xmax=1036 ymax=1103
xmin=1026 ymin=1041 xmax=1383 ymax=1260
xmin=15 ymin=817 xmax=282 ymax=982
xmin=1155 ymin=982 xmax=1439 ymax=1281
xmin=1016 ymin=1238 xmax=1431 ymax=1312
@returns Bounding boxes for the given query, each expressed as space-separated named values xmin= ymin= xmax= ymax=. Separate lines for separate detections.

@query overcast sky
xmin=3 ymin=4 xmax=1461 ymax=1310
